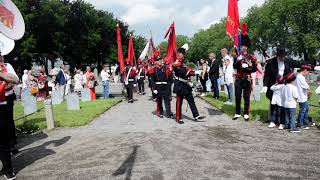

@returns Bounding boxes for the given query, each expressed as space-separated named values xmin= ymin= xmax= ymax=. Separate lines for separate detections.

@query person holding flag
xmin=232 ymin=25 xmax=257 ymax=121
xmin=173 ymin=47 xmax=205 ymax=124
xmin=149 ymin=51 xmax=174 ymax=119
xmin=124 ymin=60 xmax=137 ymax=103
xmin=137 ymin=60 xmax=147 ymax=95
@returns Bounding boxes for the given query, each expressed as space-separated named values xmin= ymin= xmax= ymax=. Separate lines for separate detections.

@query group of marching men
xmin=123 ymin=47 xmax=205 ymax=124
xmin=121 ymin=32 xmax=259 ymax=124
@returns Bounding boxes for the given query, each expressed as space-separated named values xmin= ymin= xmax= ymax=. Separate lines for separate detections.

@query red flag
xmin=164 ymin=22 xmax=177 ymax=64
xmin=116 ymin=24 xmax=125 ymax=74
xmin=127 ymin=35 xmax=137 ymax=67
xmin=226 ymin=0 xmax=240 ymax=47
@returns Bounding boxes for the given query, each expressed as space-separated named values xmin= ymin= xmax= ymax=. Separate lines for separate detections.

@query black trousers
xmin=200 ymin=78 xmax=207 ymax=93
xmin=235 ymin=78 xmax=252 ymax=115
xmin=7 ymin=94 xmax=16 ymax=146
xmin=156 ymin=96 xmax=172 ymax=116
xmin=176 ymin=93 xmax=199 ymax=121
xmin=138 ymin=79 xmax=145 ymax=93
xmin=210 ymin=77 xmax=219 ymax=98
xmin=0 ymin=105 xmax=13 ymax=174
xmin=126 ymin=82 xmax=134 ymax=101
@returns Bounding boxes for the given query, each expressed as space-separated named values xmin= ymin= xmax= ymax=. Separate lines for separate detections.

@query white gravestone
xmin=252 ymin=88 xmax=261 ymax=101
xmin=23 ymin=94 xmax=37 ymax=115
xmin=81 ymin=88 xmax=91 ymax=102
xmin=109 ymin=83 xmax=124 ymax=95
xmin=67 ymin=94 xmax=80 ymax=110
xmin=52 ymin=90 xmax=63 ymax=105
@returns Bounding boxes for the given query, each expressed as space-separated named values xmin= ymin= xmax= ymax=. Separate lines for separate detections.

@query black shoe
xmin=4 ymin=170 xmax=16 ymax=180
xmin=159 ymin=114 xmax=164 ymax=118
xmin=233 ymin=114 xmax=241 ymax=120
xmin=10 ymin=147 xmax=19 ymax=155
xmin=142 ymin=92 xmax=146 ymax=95
xmin=169 ymin=114 xmax=174 ymax=119
xmin=177 ymin=120 xmax=184 ymax=124
xmin=194 ymin=115 xmax=205 ymax=121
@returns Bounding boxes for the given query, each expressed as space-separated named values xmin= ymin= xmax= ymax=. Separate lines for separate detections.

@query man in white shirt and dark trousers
xmin=282 ymin=73 xmax=300 ymax=133
xmin=101 ymin=65 xmax=110 ymax=99
xmin=0 ymin=54 xmax=19 ymax=180
xmin=296 ymin=65 xmax=312 ymax=130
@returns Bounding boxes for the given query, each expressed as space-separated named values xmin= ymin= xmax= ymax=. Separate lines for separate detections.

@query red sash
xmin=0 ymin=64 xmax=8 ymax=103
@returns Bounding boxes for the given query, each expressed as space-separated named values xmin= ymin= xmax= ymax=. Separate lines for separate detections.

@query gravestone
xmin=21 ymin=90 xmax=30 ymax=106
xmin=51 ymin=90 xmax=63 ymax=105
xmin=23 ymin=94 xmax=37 ymax=115
xmin=109 ymin=83 xmax=124 ymax=96
xmin=67 ymin=94 xmax=80 ymax=110
xmin=81 ymin=88 xmax=91 ymax=102
xmin=252 ymin=88 xmax=261 ymax=101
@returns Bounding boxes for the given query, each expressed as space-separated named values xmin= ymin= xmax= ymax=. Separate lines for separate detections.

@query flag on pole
xmin=226 ymin=0 xmax=240 ymax=48
xmin=127 ymin=34 xmax=137 ymax=67
xmin=116 ymin=24 xmax=125 ymax=74
xmin=138 ymin=41 xmax=150 ymax=61
xmin=164 ymin=22 xmax=177 ymax=64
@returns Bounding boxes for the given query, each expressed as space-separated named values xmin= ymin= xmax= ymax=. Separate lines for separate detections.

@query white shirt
xmin=223 ymin=64 xmax=234 ymax=85
xmin=282 ymin=83 xmax=299 ymax=108
xmin=101 ymin=70 xmax=110 ymax=81
xmin=223 ymin=55 xmax=233 ymax=65
xmin=270 ymin=84 xmax=284 ymax=106
xmin=278 ymin=60 xmax=285 ymax=76
xmin=296 ymin=74 xmax=309 ymax=103
xmin=22 ymin=73 xmax=28 ymax=89
xmin=74 ymin=74 xmax=83 ymax=90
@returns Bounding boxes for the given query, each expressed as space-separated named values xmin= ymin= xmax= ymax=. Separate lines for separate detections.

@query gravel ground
xmin=2 ymin=91 xmax=320 ymax=180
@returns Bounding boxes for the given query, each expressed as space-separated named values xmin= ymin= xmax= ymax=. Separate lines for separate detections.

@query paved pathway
xmin=3 ymin=91 xmax=320 ymax=180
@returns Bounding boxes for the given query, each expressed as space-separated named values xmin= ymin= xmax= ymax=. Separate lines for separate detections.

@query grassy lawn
xmin=14 ymin=98 xmax=122 ymax=135
xmin=201 ymin=86 xmax=320 ymax=123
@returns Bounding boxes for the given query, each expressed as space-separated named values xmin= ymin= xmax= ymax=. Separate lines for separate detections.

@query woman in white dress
xmin=74 ymin=69 xmax=83 ymax=95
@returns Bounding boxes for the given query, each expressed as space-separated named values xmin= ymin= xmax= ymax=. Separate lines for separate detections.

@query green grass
xmin=201 ymin=86 xmax=320 ymax=123
xmin=14 ymin=98 xmax=122 ymax=135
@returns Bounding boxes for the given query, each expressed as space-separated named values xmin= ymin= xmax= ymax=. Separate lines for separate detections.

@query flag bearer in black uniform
xmin=149 ymin=53 xmax=174 ymax=118
xmin=173 ymin=47 xmax=205 ymax=124
xmin=124 ymin=62 xmax=137 ymax=103
xmin=232 ymin=33 xmax=257 ymax=121
xmin=137 ymin=60 xmax=147 ymax=95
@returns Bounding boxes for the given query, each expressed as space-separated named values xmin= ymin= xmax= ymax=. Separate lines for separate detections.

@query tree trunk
xmin=44 ymin=57 xmax=49 ymax=75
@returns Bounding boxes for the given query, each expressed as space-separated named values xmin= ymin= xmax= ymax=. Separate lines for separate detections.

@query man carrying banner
xmin=124 ymin=61 xmax=137 ymax=103
xmin=137 ymin=60 xmax=147 ymax=95
xmin=149 ymin=52 xmax=174 ymax=119
xmin=173 ymin=47 xmax=204 ymax=124
xmin=232 ymin=32 xmax=257 ymax=121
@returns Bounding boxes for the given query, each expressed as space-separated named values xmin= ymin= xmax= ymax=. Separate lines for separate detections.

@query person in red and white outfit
xmin=0 ymin=54 xmax=19 ymax=180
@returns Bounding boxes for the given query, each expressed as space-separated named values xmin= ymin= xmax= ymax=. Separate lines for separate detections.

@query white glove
xmin=153 ymin=90 xmax=158 ymax=94
xmin=242 ymin=63 xmax=249 ymax=68
xmin=195 ymin=70 xmax=202 ymax=75
xmin=133 ymin=84 xmax=137 ymax=87
xmin=261 ymin=86 xmax=268 ymax=93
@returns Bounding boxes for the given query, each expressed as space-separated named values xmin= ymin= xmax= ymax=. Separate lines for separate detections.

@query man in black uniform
xmin=124 ymin=62 xmax=137 ymax=103
xmin=149 ymin=54 xmax=174 ymax=118
xmin=173 ymin=48 xmax=204 ymax=124
xmin=233 ymin=33 xmax=257 ymax=121
xmin=137 ymin=61 xmax=147 ymax=95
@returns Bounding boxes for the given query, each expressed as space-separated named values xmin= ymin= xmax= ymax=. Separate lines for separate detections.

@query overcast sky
xmin=85 ymin=0 xmax=265 ymax=45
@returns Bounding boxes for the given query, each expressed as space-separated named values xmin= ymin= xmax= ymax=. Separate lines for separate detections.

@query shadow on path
xmin=112 ymin=145 xmax=139 ymax=180
xmin=13 ymin=136 xmax=71 ymax=173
